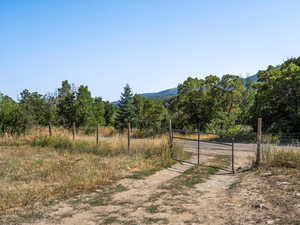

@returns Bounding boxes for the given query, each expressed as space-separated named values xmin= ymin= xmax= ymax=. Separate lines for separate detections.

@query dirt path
xmin=23 ymin=140 xmax=255 ymax=225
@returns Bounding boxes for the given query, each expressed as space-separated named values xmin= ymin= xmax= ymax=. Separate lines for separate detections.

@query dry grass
xmin=0 ymin=133 xmax=186 ymax=216
xmin=262 ymin=144 xmax=300 ymax=169
xmin=172 ymin=132 xmax=218 ymax=141
xmin=25 ymin=125 xmax=117 ymax=138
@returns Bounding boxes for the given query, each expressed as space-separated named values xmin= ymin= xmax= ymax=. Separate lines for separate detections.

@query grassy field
xmin=0 ymin=131 xmax=187 ymax=217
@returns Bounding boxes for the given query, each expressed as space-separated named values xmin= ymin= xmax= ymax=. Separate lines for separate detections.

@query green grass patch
xmin=145 ymin=205 xmax=160 ymax=214
xmin=114 ymin=184 xmax=128 ymax=192
xmin=126 ymin=168 xmax=159 ymax=179
xmin=161 ymin=155 xmax=230 ymax=190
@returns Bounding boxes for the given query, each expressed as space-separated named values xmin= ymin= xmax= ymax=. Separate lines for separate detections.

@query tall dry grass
xmin=0 ymin=131 xmax=186 ymax=214
xmin=172 ymin=132 xmax=219 ymax=141
xmin=262 ymin=144 xmax=300 ymax=168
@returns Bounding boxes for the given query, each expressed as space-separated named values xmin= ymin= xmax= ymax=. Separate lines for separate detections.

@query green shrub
xmin=0 ymin=98 xmax=29 ymax=136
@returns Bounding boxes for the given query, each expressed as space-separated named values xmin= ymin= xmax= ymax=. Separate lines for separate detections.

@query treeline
xmin=1 ymin=57 xmax=300 ymax=136
xmin=168 ymin=56 xmax=300 ymax=134
xmin=0 ymin=81 xmax=167 ymax=135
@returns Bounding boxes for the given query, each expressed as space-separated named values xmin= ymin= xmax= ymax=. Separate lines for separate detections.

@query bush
xmin=0 ymin=98 xmax=29 ymax=136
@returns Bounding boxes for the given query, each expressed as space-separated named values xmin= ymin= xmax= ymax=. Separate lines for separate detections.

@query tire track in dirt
xmin=23 ymin=140 xmax=254 ymax=225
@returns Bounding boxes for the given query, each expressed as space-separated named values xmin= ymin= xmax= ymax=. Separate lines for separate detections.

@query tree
xmin=42 ymin=93 xmax=58 ymax=126
xmin=133 ymin=95 xmax=167 ymax=130
xmin=104 ymin=102 xmax=117 ymax=126
xmin=57 ymin=81 xmax=77 ymax=128
xmin=115 ymin=84 xmax=136 ymax=130
xmin=239 ymin=79 xmax=256 ymax=124
xmin=208 ymin=74 xmax=245 ymax=132
xmin=19 ymin=89 xmax=44 ymax=125
xmin=252 ymin=57 xmax=300 ymax=133
xmin=173 ymin=76 xmax=221 ymax=130
xmin=75 ymin=85 xmax=94 ymax=127
xmin=92 ymin=97 xmax=105 ymax=126
xmin=0 ymin=95 xmax=28 ymax=135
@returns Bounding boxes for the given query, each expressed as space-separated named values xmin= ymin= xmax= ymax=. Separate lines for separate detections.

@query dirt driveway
xmin=20 ymin=140 xmax=255 ymax=225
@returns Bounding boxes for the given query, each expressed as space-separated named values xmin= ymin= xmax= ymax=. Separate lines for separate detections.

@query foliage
xmin=57 ymin=82 xmax=77 ymax=128
xmin=115 ymin=84 xmax=136 ymax=130
xmin=57 ymin=81 xmax=106 ymax=128
xmin=3 ymin=56 xmax=300 ymax=135
xmin=169 ymin=74 xmax=246 ymax=132
xmin=104 ymin=101 xmax=117 ymax=126
xmin=133 ymin=95 xmax=167 ymax=131
xmin=0 ymin=94 xmax=28 ymax=135
xmin=252 ymin=57 xmax=300 ymax=133
xmin=19 ymin=89 xmax=57 ymax=126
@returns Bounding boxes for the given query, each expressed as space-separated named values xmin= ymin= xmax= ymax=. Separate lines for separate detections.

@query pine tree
xmin=115 ymin=84 xmax=136 ymax=130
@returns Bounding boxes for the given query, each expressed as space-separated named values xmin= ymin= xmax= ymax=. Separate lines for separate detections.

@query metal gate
xmin=170 ymin=127 xmax=236 ymax=174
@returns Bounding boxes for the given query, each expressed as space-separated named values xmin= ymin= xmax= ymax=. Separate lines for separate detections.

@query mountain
xmin=139 ymin=74 xmax=258 ymax=99
xmin=111 ymin=74 xmax=258 ymax=104
xmin=246 ymin=74 xmax=258 ymax=82
xmin=140 ymin=88 xmax=178 ymax=99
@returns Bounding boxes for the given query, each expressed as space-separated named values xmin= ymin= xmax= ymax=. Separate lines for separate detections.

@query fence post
xmin=232 ymin=137 xmax=235 ymax=174
xmin=96 ymin=123 xmax=99 ymax=145
xmin=128 ymin=122 xmax=131 ymax=153
xmin=169 ymin=120 xmax=173 ymax=148
xmin=48 ymin=123 xmax=52 ymax=137
xmin=72 ymin=122 xmax=76 ymax=141
xmin=197 ymin=128 xmax=200 ymax=165
xmin=256 ymin=118 xmax=262 ymax=166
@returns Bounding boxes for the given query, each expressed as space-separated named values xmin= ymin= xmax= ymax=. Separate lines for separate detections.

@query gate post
xmin=255 ymin=118 xmax=262 ymax=166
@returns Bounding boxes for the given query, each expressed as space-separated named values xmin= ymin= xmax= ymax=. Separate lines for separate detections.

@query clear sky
xmin=1 ymin=0 xmax=300 ymax=101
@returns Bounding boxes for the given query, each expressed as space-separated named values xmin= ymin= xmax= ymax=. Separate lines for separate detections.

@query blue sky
xmin=1 ymin=0 xmax=300 ymax=101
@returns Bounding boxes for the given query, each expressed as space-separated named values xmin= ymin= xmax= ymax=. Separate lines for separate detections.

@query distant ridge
xmin=246 ymin=74 xmax=258 ymax=82
xmin=140 ymin=88 xmax=178 ymax=99
xmin=111 ymin=74 xmax=257 ymax=104
xmin=139 ymin=74 xmax=257 ymax=99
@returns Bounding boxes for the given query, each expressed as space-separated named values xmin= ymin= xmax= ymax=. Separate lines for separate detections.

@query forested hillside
xmin=1 ymin=57 xmax=300 ymax=135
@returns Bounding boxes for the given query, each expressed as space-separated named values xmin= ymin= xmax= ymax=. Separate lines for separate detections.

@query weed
xmin=146 ymin=205 xmax=160 ymax=213
xmin=114 ymin=184 xmax=128 ymax=192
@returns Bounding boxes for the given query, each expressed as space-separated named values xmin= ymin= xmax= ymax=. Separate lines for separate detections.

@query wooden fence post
xmin=128 ymin=122 xmax=131 ymax=153
xmin=48 ymin=123 xmax=52 ymax=137
xmin=232 ymin=137 xmax=235 ymax=174
xmin=256 ymin=118 xmax=262 ymax=166
xmin=72 ymin=122 xmax=76 ymax=141
xmin=197 ymin=128 xmax=200 ymax=165
xmin=96 ymin=123 xmax=99 ymax=145
xmin=169 ymin=120 xmax=173 ymax=148
xmin=169 ymin=120 xmax=174 ymax=159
